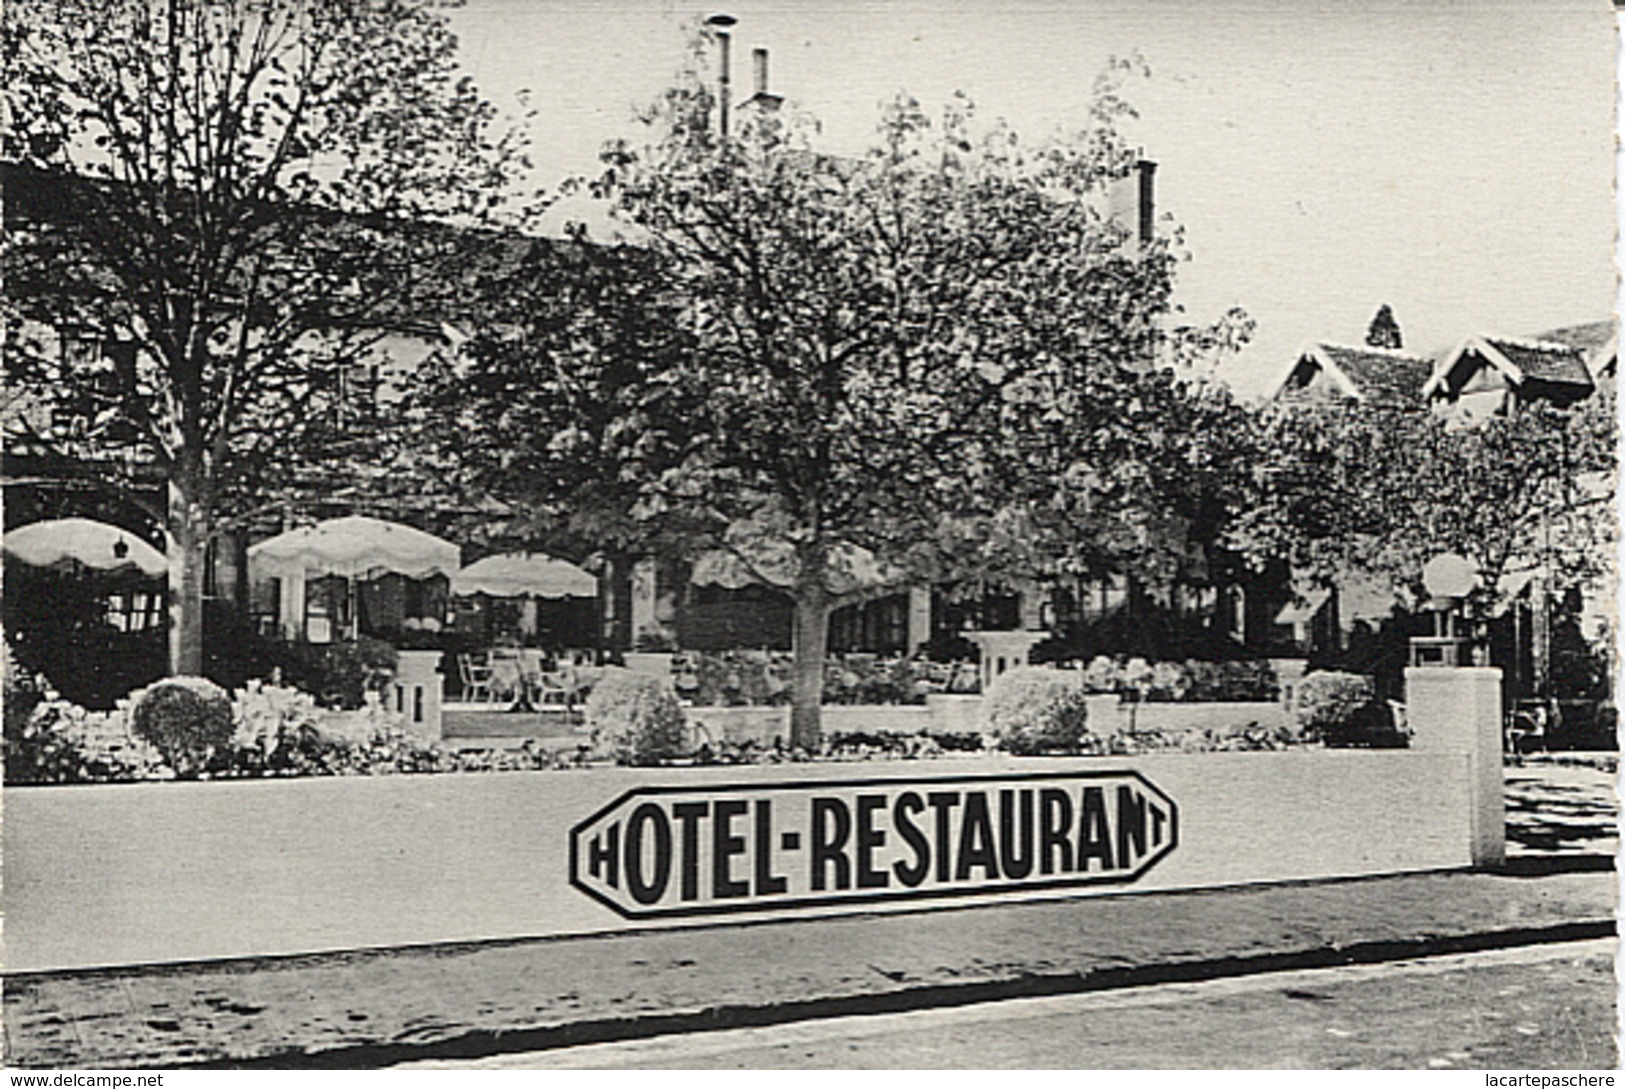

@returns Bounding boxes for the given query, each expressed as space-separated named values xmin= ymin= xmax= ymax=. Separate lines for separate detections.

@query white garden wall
xmin=7 ymin=749 xmax=1474 ymax=973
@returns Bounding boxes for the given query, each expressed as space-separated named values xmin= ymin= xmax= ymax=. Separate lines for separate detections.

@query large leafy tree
xmin=401 ymin=237 xmax=707 ymax=639
xmin=575 ymin=57 xmax=1231 ymax=746
xmin=3 ymin=0 xmax=525 ymax=673
xmin=965 ymin=319 xmax=1256 ymax=628
xmin=1231 ymin=396 xmax=1616 ymax=615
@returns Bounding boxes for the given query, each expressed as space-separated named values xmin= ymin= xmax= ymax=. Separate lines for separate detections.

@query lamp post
xmin=704 ymin=12 xmax=737 ymax=137
xmin=1414 ymin=552 xmax=1478 ymax=667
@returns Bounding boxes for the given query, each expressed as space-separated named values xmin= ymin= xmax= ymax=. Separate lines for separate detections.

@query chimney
xmin=1108 ymin=158 xmax=1157 ymax=247
xmin=740 ymin=47 xmax=784 ymax=113
xmin=1135 ymin=159 xmax=1156 ymax=246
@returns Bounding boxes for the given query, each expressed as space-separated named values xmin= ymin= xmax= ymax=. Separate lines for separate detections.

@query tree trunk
xmin=166 ymin=475 xmax=209 ymax=676
xmin=601 ymin=551 xmax=634 ymax=653
xmin=789 ymin=584 xmax=831 ymax=750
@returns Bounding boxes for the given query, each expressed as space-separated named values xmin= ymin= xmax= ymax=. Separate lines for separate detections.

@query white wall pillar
xmin=1404 ymin=666 xmax=1504 ymax=867
xmin=965 ymin=630 xmax=1047 ymax=693
xmin=1270 ymin=657 xmax=1310 ymax=716
xmin=393 ymin=649 xmax=444 ymax=742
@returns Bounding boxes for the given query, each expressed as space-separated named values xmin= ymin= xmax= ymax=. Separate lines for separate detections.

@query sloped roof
xmin=1268 ymin=342 xmax=1435 ymax=404
xmin=1 ymin=160 xmax=568 ymax=335
xmin=1534 ymin=320 xmax=1615 ymax=356
xmin=1479 ymin=337 xmax=1593 ymax=386
xmin=1532 ymin=319 xmax=1617 ymax=378
xmin=1424 ymin=334 xmax=1596 ymax=398
xmin=1315 ymin=343 xmax=1435 ymax=402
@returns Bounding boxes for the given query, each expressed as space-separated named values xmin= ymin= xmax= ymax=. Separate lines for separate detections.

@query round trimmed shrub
xmin=1294 ymin=670 xmax=1399 ymax=746
xmin=585 ymin=667 xmax=688 ymax=766
xmin=986 ymin=666 xmax=1091 ymax=755
xmin=1293 ymin=670 xmax=1372 ymax=734
xmin=129 ymin=676 xmax=233 ymax=776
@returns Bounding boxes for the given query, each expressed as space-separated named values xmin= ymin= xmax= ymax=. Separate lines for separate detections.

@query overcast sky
xmin=444 ymin=0 xmax=1616 ymax=397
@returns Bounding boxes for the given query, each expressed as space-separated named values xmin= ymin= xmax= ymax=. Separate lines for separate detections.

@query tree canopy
xmin=425 ymin=49 xmax=1251 ymax=745
xmin=1229 ymin=395 xmax=1616 ymax=617
xmin=1366 ymin=303 xmax=1403 ymax=349
xmin=3 ymin=0 xmax=525 ymax=672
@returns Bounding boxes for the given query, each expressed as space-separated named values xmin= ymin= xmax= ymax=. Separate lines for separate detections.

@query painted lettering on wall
xmin=569 ymin=771 xmax=1177 ymax=918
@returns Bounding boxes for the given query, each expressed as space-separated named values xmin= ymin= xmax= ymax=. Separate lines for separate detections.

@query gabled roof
xmin=1423 ymin=335 xmax=1594 ymax=397
xmin=1532 ymin=319 xmax=1617 ymax=379
xmin=1267 ymin=341 xmax=1435 ymax=404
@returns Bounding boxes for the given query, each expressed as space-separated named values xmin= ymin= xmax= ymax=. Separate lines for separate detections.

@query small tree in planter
xmin=585 ymin=667 xmax=689 ymax=765
xmin=128 ymin=676 xmax=234 ymax=777
xmin=986 ymin=666 xmax=1093 ymax=756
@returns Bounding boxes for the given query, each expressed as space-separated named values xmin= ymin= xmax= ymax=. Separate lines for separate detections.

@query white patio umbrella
xmin=2 ymin=518 xmax=166 ymax=578
xmin=248 ymin=516 xmax=459 ymax=642
xmin=248 ymin=516 xmax=459 ymax=581
xmin=452 ymin=552 xmax=597 ymax=599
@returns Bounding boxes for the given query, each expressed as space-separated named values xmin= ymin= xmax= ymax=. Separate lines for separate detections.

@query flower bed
xmin=3 ymin=675 xmax=598 ymax=785
xmin=675 ymin=651 xmax=944 ymax=707
xmin=4 ymin=648 xmax=1357 ymax=787
xmin=1070 ymin=655 xmax=1280 ymax=703
xmin=6 ymin=674 xmax=1317 ymax=786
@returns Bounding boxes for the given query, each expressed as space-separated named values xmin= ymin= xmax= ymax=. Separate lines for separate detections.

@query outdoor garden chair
xmin=456 ymin=652 xmax=494 ymax=703
xmin=532 ymin=669 xmax=573 ymax=710
xmin=486 ymin=650 xmax=526 ymax=705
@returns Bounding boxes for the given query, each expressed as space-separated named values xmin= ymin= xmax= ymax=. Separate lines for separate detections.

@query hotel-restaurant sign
xmin=570 ymin=770 xmax=1178 ymax=919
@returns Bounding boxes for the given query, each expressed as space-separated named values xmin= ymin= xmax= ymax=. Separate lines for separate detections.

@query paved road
xmin=403 ymin=939 xmax=1618 ymax=1070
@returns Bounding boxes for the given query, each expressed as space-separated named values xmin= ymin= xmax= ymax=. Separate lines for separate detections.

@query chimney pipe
xmin=753 ymin=47 xmax=768 ymax=96
xmin=1136 ymin=159 xmax=1156 ymax=246
xmin=704 ymin=13 xmax=737 ymax=137
xmin=717 ymin=31 xmax=732 ymax=136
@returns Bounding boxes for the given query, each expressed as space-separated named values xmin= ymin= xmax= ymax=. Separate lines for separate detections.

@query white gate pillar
xmin=394 ymin=649 xmax=445 ymax=743
xmin=965 ymin=630 xmax=1047 ymax=693
xmin=1404 ymin=665 xmax=1504 ymax=867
